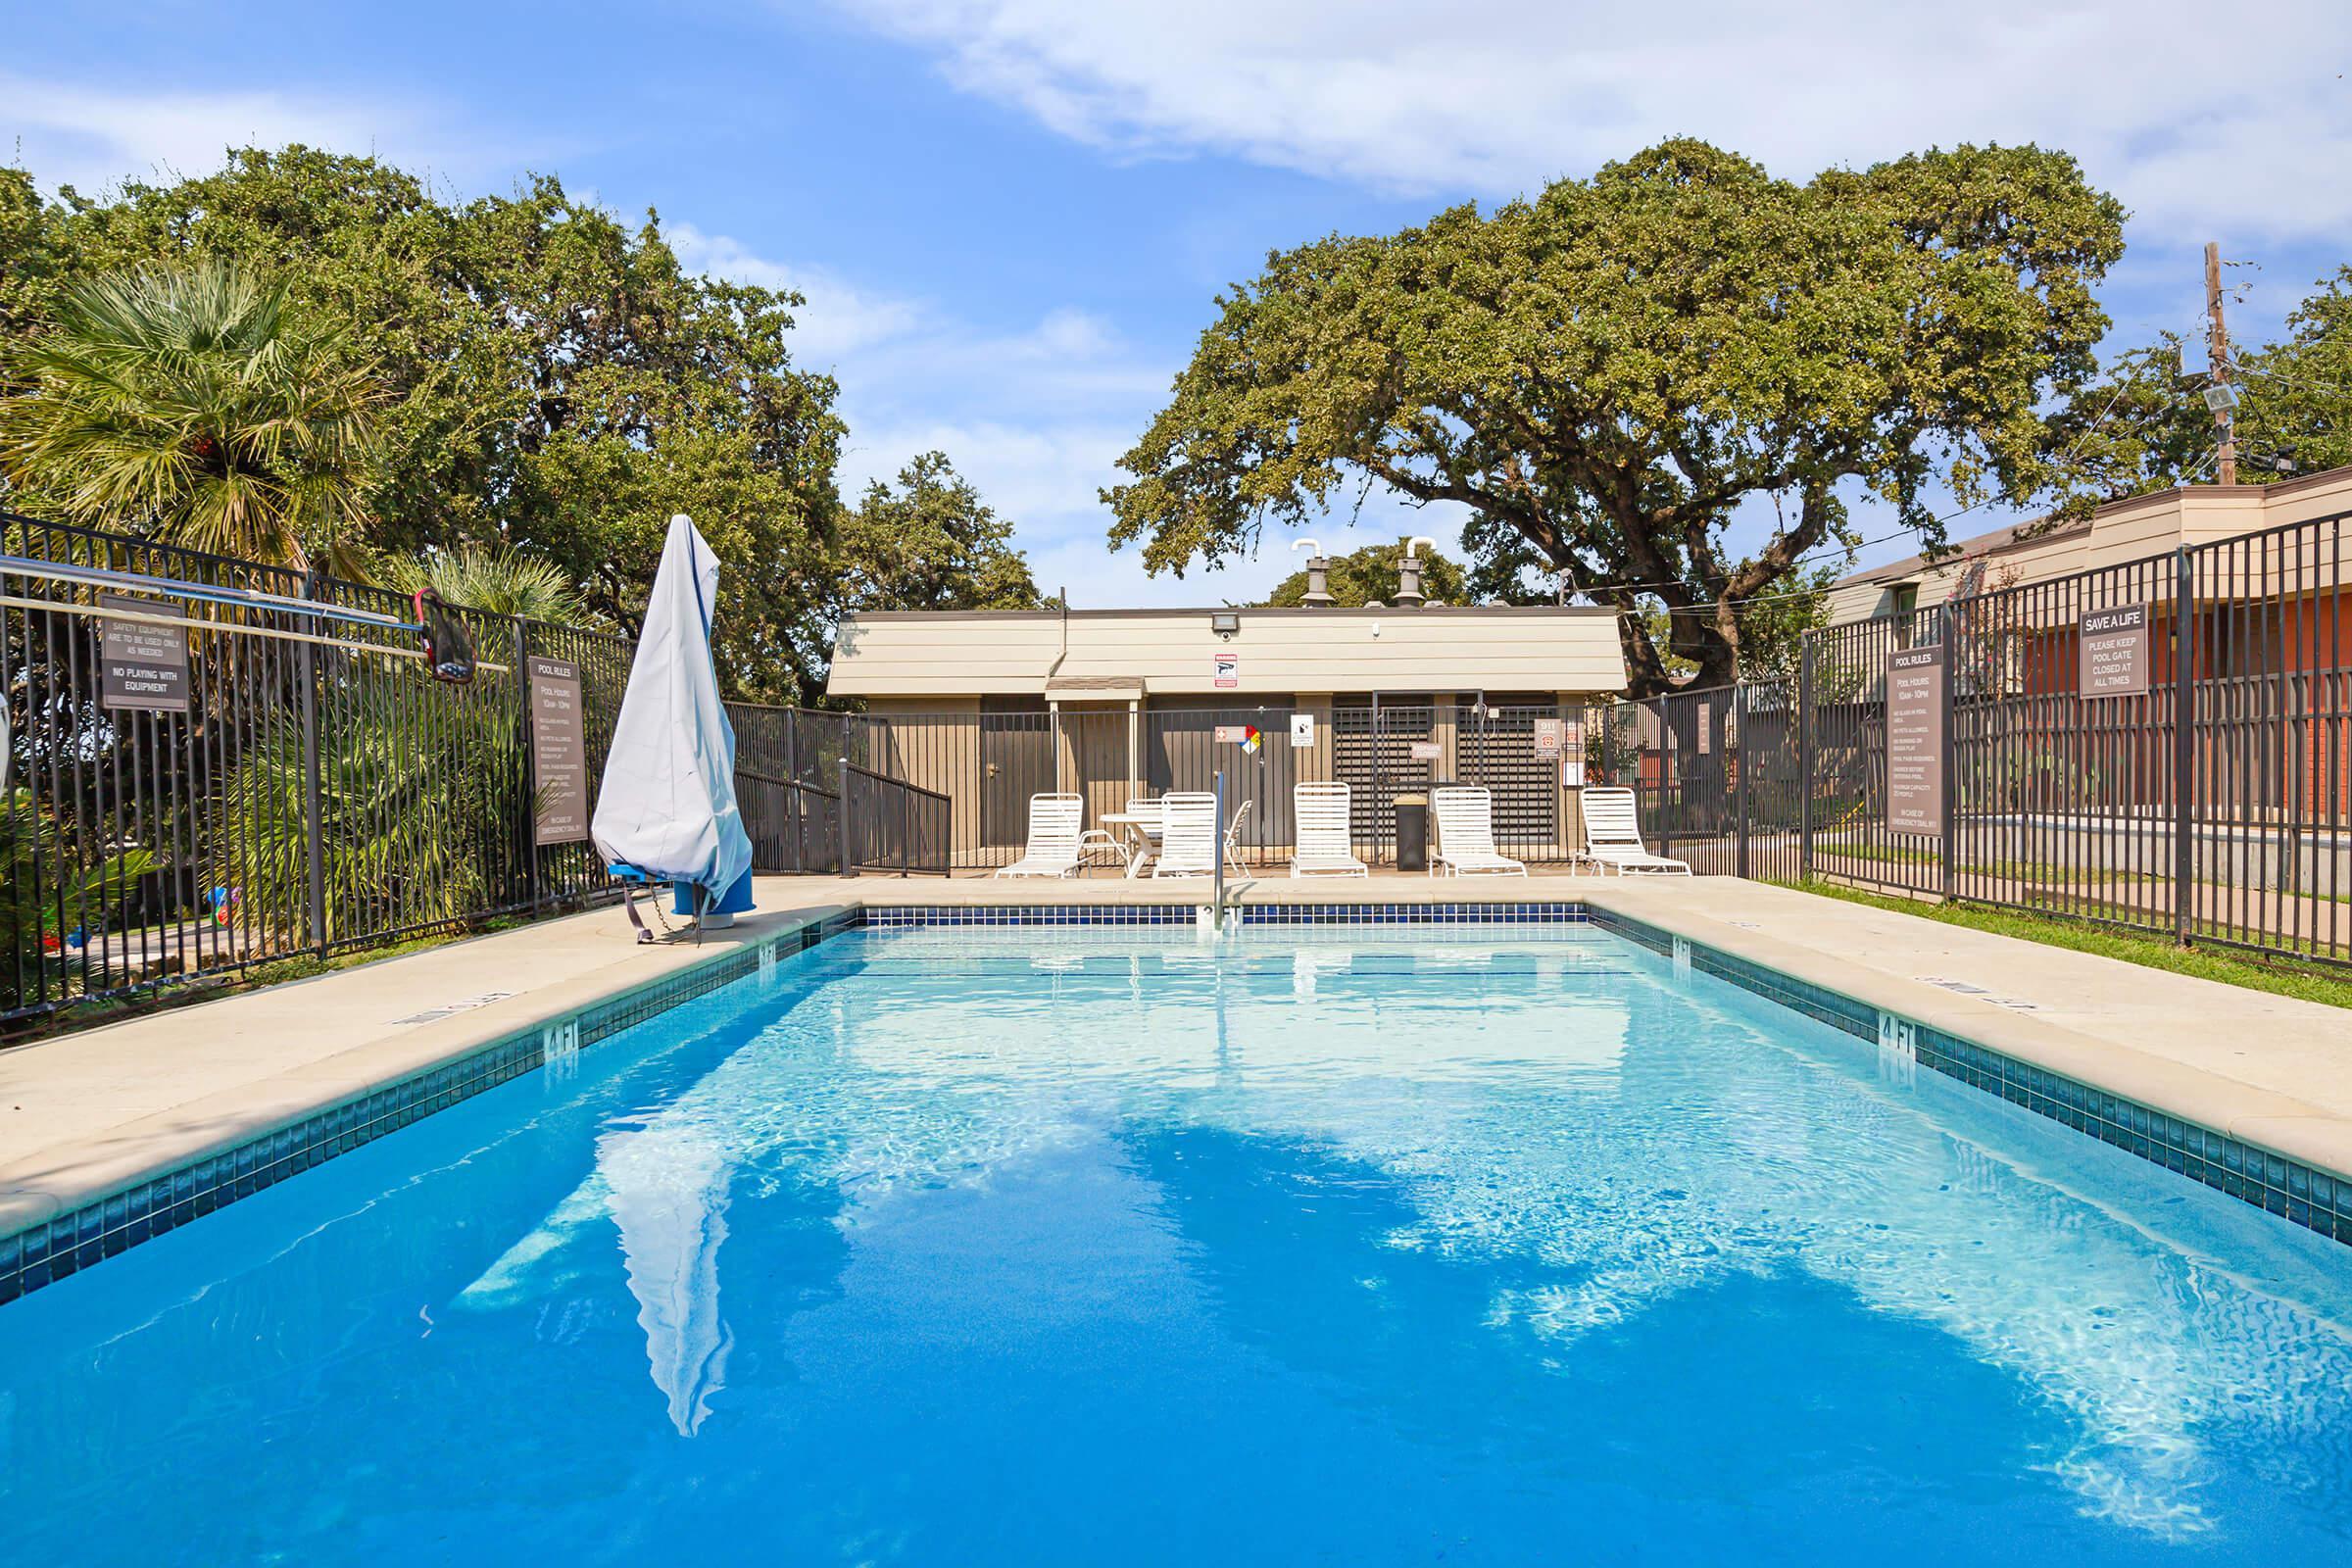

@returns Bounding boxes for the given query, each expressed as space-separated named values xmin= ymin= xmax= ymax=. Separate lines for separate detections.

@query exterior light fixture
xmin=2202 ymin=383 xmax=2239 ymax=414
xmin=1209 ymin=611 xmax=1241 ymax=638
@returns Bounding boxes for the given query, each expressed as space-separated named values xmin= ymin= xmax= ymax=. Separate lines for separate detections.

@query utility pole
xmin=2205 ymin=241 xmax=2235 ymax=485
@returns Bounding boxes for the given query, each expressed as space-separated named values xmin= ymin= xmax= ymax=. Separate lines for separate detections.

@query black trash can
xmin=1394 ymin=793 xmax=1430 ymax=872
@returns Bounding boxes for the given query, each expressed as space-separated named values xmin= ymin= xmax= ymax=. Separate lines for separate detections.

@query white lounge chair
xmin=995 ymin=793 xmax=1106 ymax=878
xmin=1152 ymin=794 xmax=1254 ymax=880
xmin=1580 ymin=786 xmax=1691 ymax=875
xmin=1291 ymin=781 xmax=1367 ymax=877
xmin=1152 ymin=792 xmax=1219 ymax=878
xmin=1431 ymin=786 xmax=1527 ymax=877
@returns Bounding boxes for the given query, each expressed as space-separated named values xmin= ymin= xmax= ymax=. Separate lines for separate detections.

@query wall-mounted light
xmin=1209 ymin=611 xmax=1241 ymax=638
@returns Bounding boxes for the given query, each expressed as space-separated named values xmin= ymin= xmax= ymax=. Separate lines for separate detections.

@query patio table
xmin=1099 ymin=811 xmax=1161 ymax=878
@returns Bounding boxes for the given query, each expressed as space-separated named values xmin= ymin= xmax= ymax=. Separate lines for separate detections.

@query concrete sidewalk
xmin=5 ymin=871 xmax=2348 ymax=1250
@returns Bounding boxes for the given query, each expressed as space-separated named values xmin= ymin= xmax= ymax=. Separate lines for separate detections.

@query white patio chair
xmin=1291 ymin=781 xmax=1367 ymax=877
xmin=1431 ymin=786 xmax=1527 ymax=877
xmin=1580 ymin=786 xmax=1691 ymax=875
xmin=995 ymin=793 xmax=1095 ymax=878
xmin=1151 ymin=792 xmax=1220 ymax=878
xmin=1222 ymin=799 xmax=1254 ymax=876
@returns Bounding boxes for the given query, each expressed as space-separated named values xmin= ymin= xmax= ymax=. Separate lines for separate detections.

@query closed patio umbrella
xmin=591 ymin=514 xmax=754 ymax=931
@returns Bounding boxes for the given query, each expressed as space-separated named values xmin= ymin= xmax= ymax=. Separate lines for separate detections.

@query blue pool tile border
xmin=9 ymin=895 xmax=2345 ymax=1307
xmin=1240 ymin=901 xmax=1589 ymax=925
xmin=1586 ymin=906 xmax=2351 ymax=1249
xmin=0 ymin=905 xmax=868 ymax=1306
xmin=861 ymin=905 xmax=1197 ymax=926
xmin=859 ymin=902 xmax=1592 ymax=927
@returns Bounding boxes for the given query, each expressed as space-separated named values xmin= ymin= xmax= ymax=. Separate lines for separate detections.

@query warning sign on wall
xmin=1213 ymin=653 xmax=1239 ymax=688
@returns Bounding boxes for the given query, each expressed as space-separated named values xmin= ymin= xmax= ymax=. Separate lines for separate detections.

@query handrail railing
xmin=836 ymin=759 xmax=951 ymax=877
xmin=1212 ymin=767 xmax=1226 ymax=921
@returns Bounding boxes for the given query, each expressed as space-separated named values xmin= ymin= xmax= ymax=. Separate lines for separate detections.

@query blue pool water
xmin=4 ymin=923 xmax=2350 ymax=1564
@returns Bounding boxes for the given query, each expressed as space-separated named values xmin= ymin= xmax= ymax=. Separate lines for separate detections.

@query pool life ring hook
xmin=414 ymin=588 xmax=478 ymax=684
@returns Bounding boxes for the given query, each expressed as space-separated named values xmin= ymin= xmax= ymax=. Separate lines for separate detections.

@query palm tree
xmin=0 ymin=258 xmax=380 ymax=568
xmin=378 ymin=543 xmax=595 ymax=625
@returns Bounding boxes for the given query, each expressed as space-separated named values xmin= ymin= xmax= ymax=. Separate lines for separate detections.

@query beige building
xmin=825 ymin=603 xmax=1630 ymax=865
xmin=1827 ymin=465 xmax=2352 ymax=625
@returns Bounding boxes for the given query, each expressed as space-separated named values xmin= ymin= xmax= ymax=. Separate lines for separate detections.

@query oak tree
xmin=1107 ymin=139 xmax=2125 ymax=695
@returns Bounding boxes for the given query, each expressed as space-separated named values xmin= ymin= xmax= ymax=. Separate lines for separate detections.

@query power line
xmin=2233 ymin=359 xmax=2352 ymax=400
xmin=1557 ymin=495 xmax=1997 ymax=606
xmin=1601 ymin=438 xmax=2232 ymax=622
xmin=1561 ymin=356 xmax=2166 ymax=607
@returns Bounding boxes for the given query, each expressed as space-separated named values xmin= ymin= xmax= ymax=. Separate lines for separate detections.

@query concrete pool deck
xmin=5 ymin=871 xmax=2350 ymax=1250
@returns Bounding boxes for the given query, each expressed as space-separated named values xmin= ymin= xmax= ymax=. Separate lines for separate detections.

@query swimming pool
xmin=3 ymin=920 xmax=2348 ymax=1563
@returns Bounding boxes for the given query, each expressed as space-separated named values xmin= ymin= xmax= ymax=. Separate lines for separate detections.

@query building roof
xmin=827 ymin=605 xmax=1629 ymax=699
xmin=1825 ymin=465 xmax=2352 ymax=625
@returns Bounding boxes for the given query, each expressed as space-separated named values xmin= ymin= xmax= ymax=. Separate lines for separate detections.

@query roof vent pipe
xmin=1396 ymin=535 xmax=1436 ymax=608
xmin=1292 ymin=537 xmax=1334 ymax=607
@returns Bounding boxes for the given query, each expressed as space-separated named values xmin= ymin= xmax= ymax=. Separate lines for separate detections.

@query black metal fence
xmin=1596 ymin=506 xmax=2352 ymax=969
xmin=1 ymin=515 xmax=632 ymax=1025
xmin=733 ymin=700 xmax=1613 ymax=873
xmin=839 ymin=761 xmax=951 ymax=875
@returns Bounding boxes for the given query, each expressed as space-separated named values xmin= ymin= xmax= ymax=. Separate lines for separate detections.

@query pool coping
xmin=5 ymin=877 xmax=2348 ymax=1303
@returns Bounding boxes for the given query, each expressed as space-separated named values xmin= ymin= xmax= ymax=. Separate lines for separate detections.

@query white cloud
xmin=681 ymin=225 xmax=1206 ymax=601
xmin=831 ymin=1 xmax=2352 ymax=237
xmin=0 ymin=73 xmax=498 ymax=197
xmin=667 ymin=222 xmax=927 ymax=361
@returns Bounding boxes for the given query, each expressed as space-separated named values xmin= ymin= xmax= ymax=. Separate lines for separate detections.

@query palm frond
xmin=0 ymin=257 xmax=382 ymax=568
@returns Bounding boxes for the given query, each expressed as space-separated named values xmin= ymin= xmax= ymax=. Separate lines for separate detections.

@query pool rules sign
xmin=1886 ymin=643 xmax=1945 ymax=837
xmin=529 ymin=657 xmax=590 ymax=845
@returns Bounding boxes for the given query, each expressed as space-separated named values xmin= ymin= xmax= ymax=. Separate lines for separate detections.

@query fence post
xmin=2173 ymin=546 xmax=2195 ymax=946
xmin=1798 ymin=637 xmax=1815 ymax=882
xmin=515 ymin=618 xmax=539 ymax=908
xmin=1735 ymin=687 xmax=1751 ymax=879
xmin=839 ymin=756 xmax=856 ymax=878
xmin=1939 ymin=605 xmax=1957 ymax=901
xmin=298 ymin=569 xmax=328 ymax=956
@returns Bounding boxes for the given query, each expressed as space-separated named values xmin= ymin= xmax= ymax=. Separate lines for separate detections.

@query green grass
xmin=1811 ymin=841 xmax=2161 ymax=886
xmin=4 ymin=914 xmax=537 ymax=1045
xmin=1776 ymin=877 xmax=2352 ymax=1011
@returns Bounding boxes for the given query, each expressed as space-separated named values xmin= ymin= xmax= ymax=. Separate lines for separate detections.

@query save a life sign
xmin=1886 ymin=644 xmax=1945 ymax=838
xmin=2078 ymin=604 xmax=2151 ymax=698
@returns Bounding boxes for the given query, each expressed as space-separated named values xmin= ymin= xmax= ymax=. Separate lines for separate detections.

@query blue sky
xmin=5 ymin=1 xmax=2348 ymax=605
